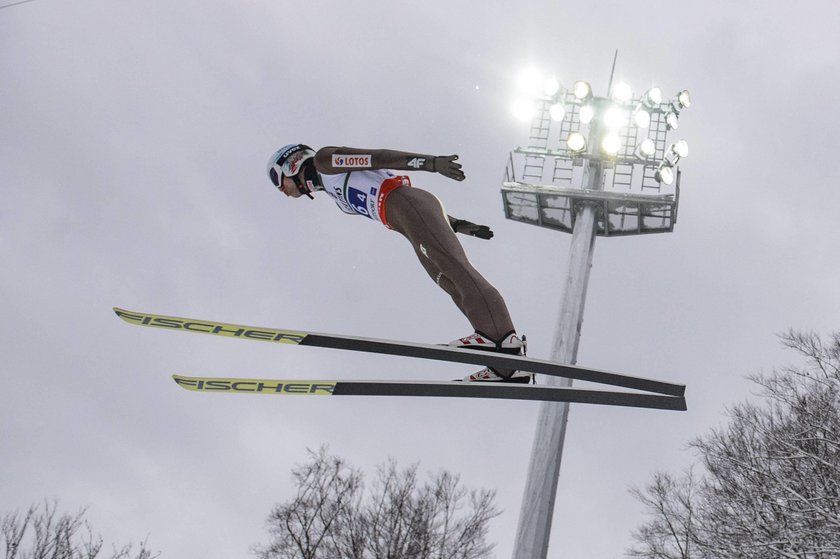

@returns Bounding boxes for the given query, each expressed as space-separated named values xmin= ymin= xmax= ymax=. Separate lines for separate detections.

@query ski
xmin=172 ymin=375 xmax=687 ymax=411
xmin=114 ymin=308 xmax=684 ymax=398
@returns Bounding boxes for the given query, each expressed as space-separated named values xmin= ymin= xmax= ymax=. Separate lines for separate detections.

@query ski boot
xmin=448 ymin=331 xmax=524 ymax=354
xmin=448 ymin=331 xmax=533 ymax=383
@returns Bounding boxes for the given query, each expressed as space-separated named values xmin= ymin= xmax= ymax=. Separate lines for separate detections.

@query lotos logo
xmin=332 ymin=154 xmax=372 ymax=168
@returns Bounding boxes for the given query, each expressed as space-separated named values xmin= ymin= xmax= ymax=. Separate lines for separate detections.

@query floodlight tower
xmin=503 ymin=65 xmax=691 ymax=558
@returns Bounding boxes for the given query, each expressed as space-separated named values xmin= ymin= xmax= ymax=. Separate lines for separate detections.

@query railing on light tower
xmin=503 ymin=66 xmax=691 ymax=559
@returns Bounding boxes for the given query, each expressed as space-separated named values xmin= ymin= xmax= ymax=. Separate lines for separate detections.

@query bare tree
xmin=1 ymin=500 xmax=157 ymax=559
xmin=257 ymin=447 xmax=363 ymax=559
xmin=627 ymin=470 xmax=703 ymax=559
xmin=363 ymin=461 xmax=498 ymax=559
xmin=628 ymin=331 xmax=840 ymax=559
xmin=254 ymin=447 xmax=500 ymax=559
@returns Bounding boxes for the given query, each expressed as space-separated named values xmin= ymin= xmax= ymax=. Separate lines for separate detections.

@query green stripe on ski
xmin=114 ymin=308 xmax=306 ymax=344
xmin=173 ymin=375 xmax=336 ymax=394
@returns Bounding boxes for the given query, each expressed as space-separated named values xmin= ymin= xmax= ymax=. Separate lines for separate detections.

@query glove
xmin=450 ymin=217 xmax=493 ymax=240
xmin=432 ymin=155 xmax=465 ymax=181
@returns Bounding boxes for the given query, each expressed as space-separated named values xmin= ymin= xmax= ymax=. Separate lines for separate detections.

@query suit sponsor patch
xmin=332 ymin=154 xmax=372 ymax=168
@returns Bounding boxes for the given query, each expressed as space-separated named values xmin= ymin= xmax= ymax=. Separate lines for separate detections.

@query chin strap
xmin=292 ymin=175 xmax=314 ymax=199
xmin=292 ymin=163 xmax=323 ymax=199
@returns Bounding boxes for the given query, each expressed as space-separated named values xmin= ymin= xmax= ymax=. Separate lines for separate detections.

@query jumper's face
xmin=279 ymin=175 xmax=303 ymax=198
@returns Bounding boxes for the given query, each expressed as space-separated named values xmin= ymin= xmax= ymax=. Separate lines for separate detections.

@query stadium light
xmin=655 ymin=160 xmax=675 ymax=184
xmin=567 ymin=132 xmax=587 ymax=153
xmin=612 ymin=82 xmax=633 ymax=103
xmin=643 ymin=87 xmax=663 ymax=107
xmin=550 ymin=103 xmax=566 ymax=122
xmin=544 ymin=78 xmax=561 ymax=97
xmin=633 ymin=105 xmax=651 ymax=128
xmin=676 ymin=89 xmax=691 ymax=109
xmin=670 ymin=139 xmax=689 ymax=159
xmin=601 ymin=133 xmax=621 ymax=155
xmin=517 ymin=67 xmax=545 ymax=97
xmin=507 ymin=67 xmax=691 ymax=197
xmin=603 ymin=105 xmax=625 ymax=130
xmin=636 ymin=138 xmax=656 ymax=159
xmin=573 ymin=80 xmax=592 ymax=100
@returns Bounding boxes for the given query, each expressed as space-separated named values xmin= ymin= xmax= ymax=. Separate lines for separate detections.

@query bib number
xmin=347 ymin=187 xmax=370 ymax=217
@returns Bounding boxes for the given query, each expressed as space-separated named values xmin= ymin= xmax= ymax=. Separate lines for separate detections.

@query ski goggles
xmin=269 ymin=165 xmax=288 ymax=188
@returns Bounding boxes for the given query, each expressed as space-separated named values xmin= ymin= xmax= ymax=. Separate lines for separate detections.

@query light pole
xmin=502 ymin=66 xmax=691 ymax=558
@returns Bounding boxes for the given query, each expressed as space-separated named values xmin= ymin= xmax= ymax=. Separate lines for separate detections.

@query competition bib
xmin=321 ymin=170 xmax=396 ymax=223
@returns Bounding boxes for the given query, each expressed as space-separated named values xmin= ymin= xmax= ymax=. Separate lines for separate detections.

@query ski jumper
xmin=317 ymin=166 xmax=515 ymax=343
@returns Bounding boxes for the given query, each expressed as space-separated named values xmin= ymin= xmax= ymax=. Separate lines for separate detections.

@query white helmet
xmin=267 ymin=144 xmax=316 ymax=198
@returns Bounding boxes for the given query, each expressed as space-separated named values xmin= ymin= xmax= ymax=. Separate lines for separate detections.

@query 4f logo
xmin=407 ymin=157 xmax=426 ymax=169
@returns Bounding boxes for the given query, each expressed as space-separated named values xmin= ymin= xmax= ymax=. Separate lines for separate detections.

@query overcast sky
xmin=2 ymin=1 xmax=839 ymax=557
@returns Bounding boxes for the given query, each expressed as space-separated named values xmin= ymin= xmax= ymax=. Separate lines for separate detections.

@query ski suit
xmin=312 ymin=146 xmax=516 ymax=342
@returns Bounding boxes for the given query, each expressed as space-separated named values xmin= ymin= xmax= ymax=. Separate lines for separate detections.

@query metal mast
xmin=502 ymin=65 xmax=691 ymax=558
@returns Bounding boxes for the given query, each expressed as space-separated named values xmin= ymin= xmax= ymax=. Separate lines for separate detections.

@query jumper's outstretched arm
xmin=314 ymin=146 xmax=465 ymax=181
